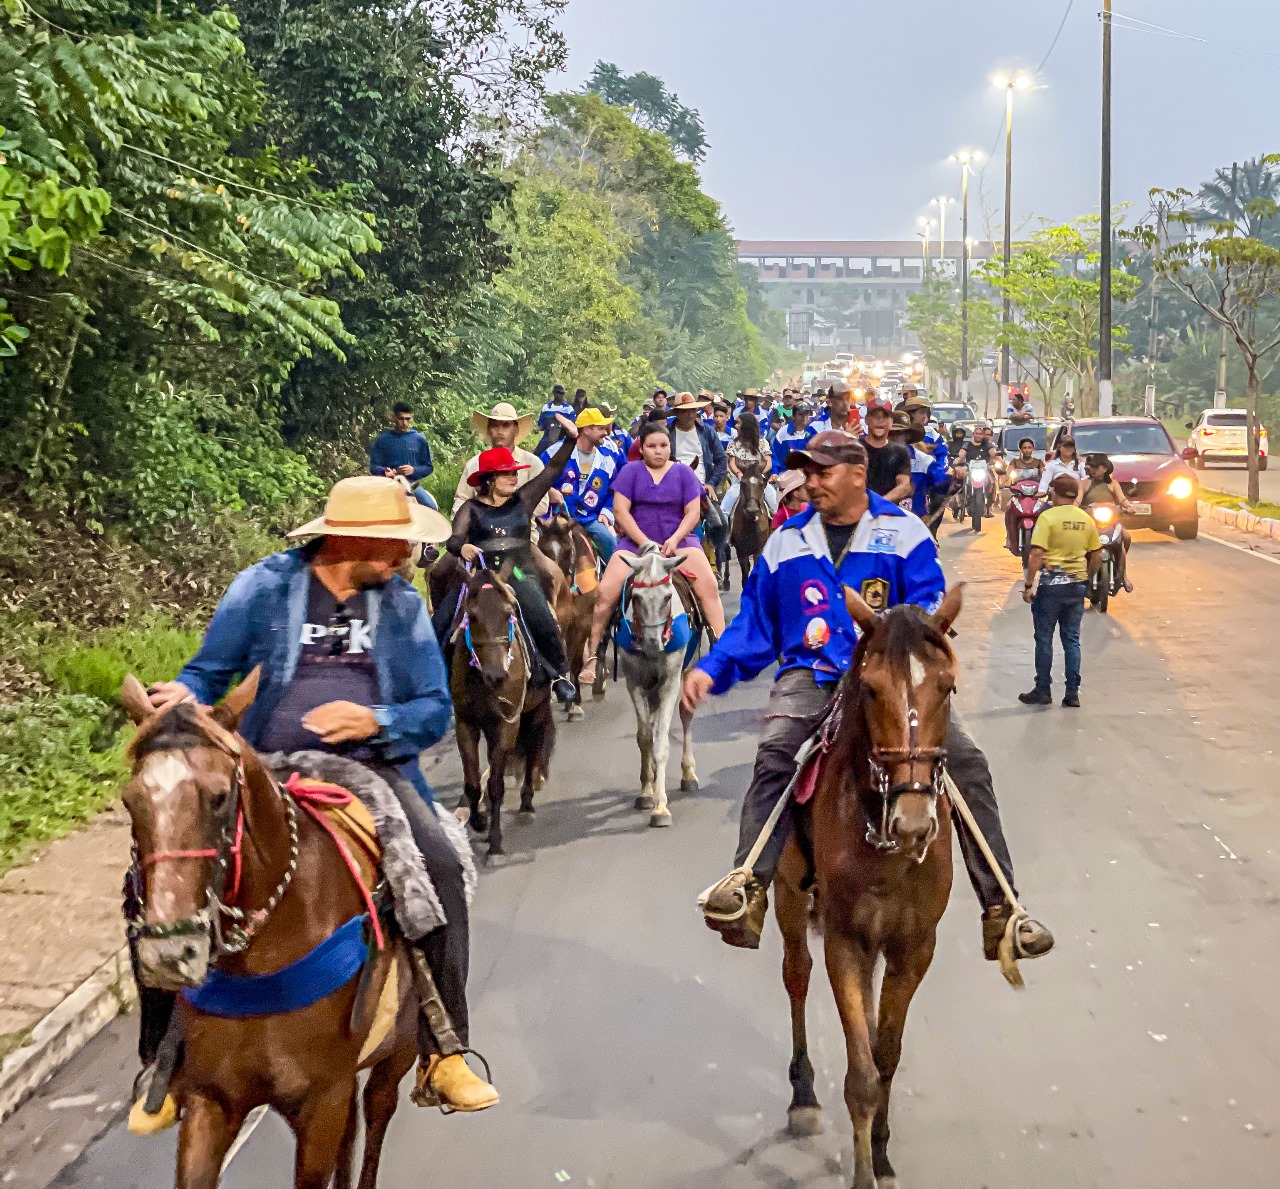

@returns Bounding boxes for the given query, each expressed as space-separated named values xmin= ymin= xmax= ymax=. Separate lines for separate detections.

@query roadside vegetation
xmin=0 ymin=1 xmax=793 ymax=867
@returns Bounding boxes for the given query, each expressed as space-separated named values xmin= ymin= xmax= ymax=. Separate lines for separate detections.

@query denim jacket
xmin=177 ymin=548 xmax=452 ymax=800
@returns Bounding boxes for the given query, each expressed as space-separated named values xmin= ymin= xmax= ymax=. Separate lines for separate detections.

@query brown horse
xmin=449 ymin=563 xmax=554 ymax=858
xmin=117 ymin=673 xmax=417 ymax=1189
xmin=537 ymin=514 xmax=606 ymax=719
xmin=729 ymin=462 xmax=771 ymax=587
xmin=775 ymin=586 xmax=963 ymax=1189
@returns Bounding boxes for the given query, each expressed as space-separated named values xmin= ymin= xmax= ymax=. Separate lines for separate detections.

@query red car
xmin=1050 ymin=417 xmax=1200 ymax=540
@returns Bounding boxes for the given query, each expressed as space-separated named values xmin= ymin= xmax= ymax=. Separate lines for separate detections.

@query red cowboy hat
xmin=468 ymin=446 xmax=530 ymax=486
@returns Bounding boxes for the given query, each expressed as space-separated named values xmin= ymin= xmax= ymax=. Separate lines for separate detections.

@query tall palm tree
xmin=1195 ymin=157 xmax=1280 ymax=242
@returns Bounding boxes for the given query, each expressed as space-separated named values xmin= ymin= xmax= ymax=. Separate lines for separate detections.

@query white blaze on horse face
xmin=909 ymin=653 xmax=927 ymax=689
xmin=140 ymin=752 xmax=198 ymax=918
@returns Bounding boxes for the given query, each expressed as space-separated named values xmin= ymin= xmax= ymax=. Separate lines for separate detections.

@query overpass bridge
xmin=737 ymin=238 xmax=998 ymax=354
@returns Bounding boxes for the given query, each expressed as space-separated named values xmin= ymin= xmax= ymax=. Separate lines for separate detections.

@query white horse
xmin=618 ymin=546 xmax=700 ymax=827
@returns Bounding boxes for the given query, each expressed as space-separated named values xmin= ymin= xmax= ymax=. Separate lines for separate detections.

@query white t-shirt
xmin=673 ymin=428 xmax=704 ymax=479
xmin=1038 ymin=456 xmax=1086 ymax=495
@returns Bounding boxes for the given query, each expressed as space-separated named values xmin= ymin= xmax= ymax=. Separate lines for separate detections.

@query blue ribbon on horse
xmin=181 ymin=915 xmax=368 ymax=1018
xmin=615 ymin=586 xmax=694 ymax=657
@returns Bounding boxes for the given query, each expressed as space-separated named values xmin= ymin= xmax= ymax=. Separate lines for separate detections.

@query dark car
xmin=1050 ymin=417 xmax=1199 ymax=539
xmin=996 ymin=419 xmax=1061 ymax=461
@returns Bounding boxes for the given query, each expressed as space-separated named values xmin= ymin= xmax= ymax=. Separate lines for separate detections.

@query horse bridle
xmin=452 ymin=565 xmax=530 ymax=722
xmin=627 ymin=572 xmax=677 ymax=644
xmin=128 ymin=724 xmax=299 ymax=958
xmin=864 ymin=686 xmax=948 ymax=853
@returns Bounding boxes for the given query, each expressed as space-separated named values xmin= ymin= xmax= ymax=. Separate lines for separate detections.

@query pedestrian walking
xmin=1020 ymin=474 xmax=1102 ymax=708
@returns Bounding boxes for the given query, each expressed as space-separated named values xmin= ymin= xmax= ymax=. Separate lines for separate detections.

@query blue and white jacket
xmin=176 ymin=549 xmax=451 ymax=800
xmin=730 ymin=402 xmax=769 ymax=431
xmin=544 ymin=441 xmax=625 ymax=525
xmin=770 ymin=420 xmax=818 ymax=474
xmin=696 ymin=497 xmax=946 ymax=694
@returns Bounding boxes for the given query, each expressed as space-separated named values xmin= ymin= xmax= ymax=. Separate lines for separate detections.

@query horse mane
xmin=128 ymin=701 xmax=241 ymax=763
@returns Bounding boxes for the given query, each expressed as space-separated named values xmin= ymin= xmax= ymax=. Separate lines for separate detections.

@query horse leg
xmin=292 ymin=1080 xmax=358 ymax=1189
xmin=333 ymin=1087 xmax=361 ymax=1189
xmin=457 ymin=719 xmax=485 ymax=834
xmin=174 ymin=1094 xmax=246 ymax=1189
xmin=777 ymin=840 xmax=821 ymax=1137
xmin=485 ymin=728 xmax=510 ymax=857
xmin=739 ymin=551 xmax=752 ymax=589
xmin=646 ymin=657 xmax=681 ymax=827
xmin=628 ymin=678 xmax=656 ymax=811
xmin=678 ymin=694 xmax=698 ymax=792
xmin=871 ymin=937 xmax=937 ymax=1188
xmin=824 ymin=931 xmax=880 ymax=1189
xmin=356 ymin=1049 xmax=415 ymax=1189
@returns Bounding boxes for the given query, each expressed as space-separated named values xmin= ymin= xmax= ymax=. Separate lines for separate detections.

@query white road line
xmin=222 ymin=1105 xmax=269 ymax=1171
xmin=1200 ymin=529 xmax=1280 ymax=567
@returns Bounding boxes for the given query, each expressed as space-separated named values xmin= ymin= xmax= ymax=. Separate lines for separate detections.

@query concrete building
xmin=737 ymin=239 xmax=997 ymax=355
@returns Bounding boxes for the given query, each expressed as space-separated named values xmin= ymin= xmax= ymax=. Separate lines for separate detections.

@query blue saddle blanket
xmin=615 ymin=594 xmax=694 ymax=658
xmin=182 ymin=915 xmax=367 ymax=1018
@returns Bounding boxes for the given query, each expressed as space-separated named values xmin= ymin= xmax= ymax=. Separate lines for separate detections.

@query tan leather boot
xmin=412 ymin=1054 xmax=499 ymax=1113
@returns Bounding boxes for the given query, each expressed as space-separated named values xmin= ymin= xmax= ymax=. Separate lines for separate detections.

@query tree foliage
xmin=586 ymin=61 xmax=708 ymax=163
xmin=905 ymin=279 xmax=998 ymax=387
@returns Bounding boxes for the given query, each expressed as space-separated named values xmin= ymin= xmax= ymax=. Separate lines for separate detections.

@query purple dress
xmin=612 ymin=460 xmax=704 ymax=553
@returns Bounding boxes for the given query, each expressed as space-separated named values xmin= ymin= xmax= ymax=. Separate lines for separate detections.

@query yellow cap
xmin=575 ymin=407 xmax=614 ymax=428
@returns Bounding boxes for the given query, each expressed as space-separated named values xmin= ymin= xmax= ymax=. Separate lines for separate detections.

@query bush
xmin=40 ymin=621 xmax=202 ymax=704
xmin=0 ymin=695 xmax=128 ymax=872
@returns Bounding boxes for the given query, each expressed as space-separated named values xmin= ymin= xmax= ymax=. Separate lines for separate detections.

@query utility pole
xmin=1145 ymin=276 xmax=1159 ymax=416
xmin=960 ymin=164 xmax=972 ymax=402
xmin=1098 ymin=0 xmax=1113 ymax=417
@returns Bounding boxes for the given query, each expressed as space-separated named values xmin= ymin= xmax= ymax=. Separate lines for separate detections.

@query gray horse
xmin=618 ymin=546 xmax=701 ymax=827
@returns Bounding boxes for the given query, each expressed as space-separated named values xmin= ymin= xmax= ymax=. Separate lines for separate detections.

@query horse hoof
xmin=680 ymin=776 xmax=699 ymax=793
xmin=635 ymin=794 xmax=656 ymax=811
xmin=567 ymin=704 xmax=585 ymax=721
xmin=470 ymin=812 xmax=488 ymax=835
xmin=649 ymin=809 xmax=672 ymax=828
xmin=787 ymin=1106 xmax=824 ymax=1137
xmin=518 ymin=802 xmax=535 ymax=817
xmin=592 ymin=686 xmax=606 ymax=701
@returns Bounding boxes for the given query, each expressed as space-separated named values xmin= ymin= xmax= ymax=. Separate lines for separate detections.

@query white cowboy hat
xmin=288 ymin=476 xmax=451 ymax=543
xmin=470 ymin=401 xmax=534 ymax=440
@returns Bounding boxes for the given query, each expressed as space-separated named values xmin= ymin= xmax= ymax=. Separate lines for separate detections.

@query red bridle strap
xmin=631 ymin=575 xmax=672 ymax=589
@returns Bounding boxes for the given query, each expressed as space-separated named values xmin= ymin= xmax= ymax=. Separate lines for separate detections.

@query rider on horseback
xmin=139 ymin=475 xmax=497 ymax=1121
xmin=683 ymin=430 xmax=1055 ymax=963
xmin=436 ymin=414 xmax=582 ymax=705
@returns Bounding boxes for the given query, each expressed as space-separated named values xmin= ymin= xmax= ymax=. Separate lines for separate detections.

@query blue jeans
xmin=582 ymin=518 xmax=616 ymax=561
xmin=1031 ymin=581 xmax=1085 ymax=694
xmin=411 ymin=485 xmax=439 ymax=510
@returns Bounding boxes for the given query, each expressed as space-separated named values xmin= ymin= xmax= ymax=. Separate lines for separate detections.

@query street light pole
xmin=992 ymin=73 xmax=1031 ymax=411
xmin=931 ymin=196 xmax=953 ymax=279
xmin=950 ymin=153 xmax=980 ymax=401
xmin=1099 ymin=0 xmax=1114 ymax=417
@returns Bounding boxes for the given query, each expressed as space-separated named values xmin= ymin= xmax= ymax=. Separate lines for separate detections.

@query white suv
xmin=1185 ymin=408 xmax=1269 ymax=470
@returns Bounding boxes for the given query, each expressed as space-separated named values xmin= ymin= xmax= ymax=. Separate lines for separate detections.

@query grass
xmin=37 ymin=621 xmax=202 ymax=704
xmin=1198 ymin=486 xmax=1280 ymax=520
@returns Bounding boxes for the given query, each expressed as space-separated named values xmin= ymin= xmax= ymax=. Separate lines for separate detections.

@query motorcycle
xmin=1087 ymin=502 xmax=1125 ymax=613
xmin=1008 ymin=478 xmax=1044 ymax=563
xmin=964 ymin=458 xmax=990 ymax=533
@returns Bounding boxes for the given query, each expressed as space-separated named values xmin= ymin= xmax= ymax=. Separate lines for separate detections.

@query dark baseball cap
xmin=786 ymin=430 xmax=868 ymax=470
xmin=552 ymin=383 xmax=566 ymax=396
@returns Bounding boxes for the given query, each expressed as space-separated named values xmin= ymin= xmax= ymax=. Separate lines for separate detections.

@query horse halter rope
xmin=627 ymin=571 xmax=677 ymax=645
xmin=864 ymin=684 xmax=948 ymax=853
xmin=452 ymin=567 xmax=531 ymax=723
xmin=129 ymin=720 xmax=299 ymax=958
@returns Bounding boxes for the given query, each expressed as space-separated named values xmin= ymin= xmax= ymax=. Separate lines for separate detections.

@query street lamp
xmin=949 ymin=150 xmax=982 ymax=401
xmin=930 ymin=196 xmax=955 ymax=274
xmin=992 ymin=71 xmax=1034 ymax=411
xmin=916 ymin=216 xmax=935 ymax=271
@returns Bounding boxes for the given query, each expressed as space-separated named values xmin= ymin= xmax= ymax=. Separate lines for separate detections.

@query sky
xmin=550 ymin=0 xmax=1280 ymax=242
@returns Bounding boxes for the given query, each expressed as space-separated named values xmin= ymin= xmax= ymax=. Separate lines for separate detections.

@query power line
xmin=1110 ymin=12 xmax=1280 ymax=72
xmin=1036 ymin=0 xmax=1076 ymax=72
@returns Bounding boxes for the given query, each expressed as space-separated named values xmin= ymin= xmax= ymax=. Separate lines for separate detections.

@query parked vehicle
xmin=1184 ymin=408 xmax=1269 ymax=470
xmin=1050 ymin=417 xmax=1199 ymax=540
xmin=1087 ymin=503 xmax=1126 ymax=613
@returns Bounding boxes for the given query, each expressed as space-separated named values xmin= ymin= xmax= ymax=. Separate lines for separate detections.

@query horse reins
xmin=452 ymin=567 xmax=531 ymax=723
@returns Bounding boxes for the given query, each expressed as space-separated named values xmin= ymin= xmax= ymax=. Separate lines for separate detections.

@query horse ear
xmin=211 ymin=666 xmax=261 ymax=731
xmin=842 ymin=586 xmax=879 ymax=633
xmin=661 ymin=555 xmax=684 ymax=572
xmin=623 ymin=552 xmax=647 ymax=570
xmin=119 ymin=674 xmax=153 ymax=724
xmin=931 ymin=583 xmax=964 ymax=634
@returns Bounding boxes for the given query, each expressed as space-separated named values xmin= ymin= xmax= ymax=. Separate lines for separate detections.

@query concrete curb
xmin=1198 ymin=496 xmax=1280 ymax=542
xmin=0 ymin=945 xmax=135 ymax=1125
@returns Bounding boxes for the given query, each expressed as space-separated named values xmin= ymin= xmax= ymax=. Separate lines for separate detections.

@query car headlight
xmin=1168 ymin=476 xmax=1195 ymax=500
xmin=1092 ymin=506 xmax=1115 ymax=526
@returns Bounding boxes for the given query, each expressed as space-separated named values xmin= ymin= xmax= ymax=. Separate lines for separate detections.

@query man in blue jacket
xmin=369 ymin=402 xmax=438 ymax=509
xmin=144 ymin=476 xmax=498 ymax=1114
xmin=683 ymin=431 xmax=1054 ymax=961
xmin=770 ymin=398 xmax=817 ymax=474
xmin=545 ymin=406 xmax=625 ymax=559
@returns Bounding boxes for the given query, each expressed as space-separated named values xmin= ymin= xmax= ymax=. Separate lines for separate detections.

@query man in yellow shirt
xmin=1019 ymin=475 xmax=1102 ymax=708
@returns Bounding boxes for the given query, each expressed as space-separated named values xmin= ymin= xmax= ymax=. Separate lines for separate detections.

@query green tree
xmin=586 ymin=61 xmax=708 ymax=163
xmin=1134 ymin=177 xmax=1280 ymax=501
xmin=978 ymin=218 xmax=1137 ymax=415
xmin=905 ymin=280 xmax=998 ymax=391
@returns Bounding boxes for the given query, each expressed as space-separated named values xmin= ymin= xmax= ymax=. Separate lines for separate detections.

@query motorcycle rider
xmin=1081 ymin=453 xmax=1138 ymax=593
xmin=1004 ymin=437 xmax=1045 ymax=554
xmin=1039 ymin=434 xmax=1086 ymax=499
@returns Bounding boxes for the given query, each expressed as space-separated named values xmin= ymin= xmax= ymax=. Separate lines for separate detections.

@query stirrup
xmin=697 ymin=868 xmax=752 ymax=924
xmin=411 ymin=1048 xmax=497 ymax=1115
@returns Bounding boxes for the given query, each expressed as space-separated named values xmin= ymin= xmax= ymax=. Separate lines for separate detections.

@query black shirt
xmin=961 ymin=439 xmax=995 ymax=463
xmin=260 ymin=575 xmax=380 ymax=758
xmin=822 ymin=518 xmax=858 ymax=563
xmin=863 ymin=440 xmax=912 ymax=496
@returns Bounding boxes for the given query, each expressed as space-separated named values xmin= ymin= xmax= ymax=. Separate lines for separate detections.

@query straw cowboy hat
xmin=288 ymin=476 xmax=451 ymax=543
xmin=670 ymin=390 xmax=710 ymax=411
xmin=470 ymin=401 xmax=534 ymax=440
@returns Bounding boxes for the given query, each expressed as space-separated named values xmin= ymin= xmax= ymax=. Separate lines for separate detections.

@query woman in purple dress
xmin=585 ymin=423 xmax=727 ymax=672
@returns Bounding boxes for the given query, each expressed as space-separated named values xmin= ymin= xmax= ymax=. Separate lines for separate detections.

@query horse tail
xmin=516 ymin=691 xmax=555 ymax=778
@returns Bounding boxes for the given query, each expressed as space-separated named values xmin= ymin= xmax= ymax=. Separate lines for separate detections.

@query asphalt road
xmin=1194 ymin=461 xmax=1280 ymax=505
xmin=7 ymin=515 xmax=1280 ymax=1188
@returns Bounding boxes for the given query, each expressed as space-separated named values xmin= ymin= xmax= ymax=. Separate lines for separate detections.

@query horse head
xmin=843 ymin=585 xmax=963 ymax=862
xmin=738 ymin=463 xmax=768 ymax=520
xmin=457 ymin=563 xmax=523 ymax=687
xmin=622 ymin=545 xmax=684 ymax=658
xmin=536 ymin=513 xmax=577 ymax=578
xmin=118 ymin=669 xmax=263 ymax=990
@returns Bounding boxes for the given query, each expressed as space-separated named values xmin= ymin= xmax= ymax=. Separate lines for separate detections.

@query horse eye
xmin=210 ymin=789 xmax=230 ymax=812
